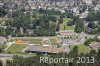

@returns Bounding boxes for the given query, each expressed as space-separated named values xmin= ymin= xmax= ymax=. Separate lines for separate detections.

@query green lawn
xmin=5 ymin=44 xmax=36 ymax=56
xmin=50 ymin=38 xmax=58 ymax=45
xmin=60 ymin=18 xmax=74 ymax=30
xmin=5 ymin=44 xmax=28 ymax=54
xmin=0 ymin=44 xmax=7 ymax=49
xmin=29 ymin=39 xmax=42 ymax=44
xmin=70 ymin=44 xmax=90 ymax=54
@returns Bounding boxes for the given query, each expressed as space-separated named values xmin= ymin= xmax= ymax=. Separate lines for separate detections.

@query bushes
xmin=0 ymin=48 xmax=2 ymax=53
xmin=84 ymin=38 xmax=100 ymax=46
xmin=0 ymin=7 xmax=7 ymax=17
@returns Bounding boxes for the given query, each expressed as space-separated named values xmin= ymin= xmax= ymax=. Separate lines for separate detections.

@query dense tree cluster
xmin=86 ymin=11 xmax=100 ymax=21
xmin=1 ymin=4 xmax=100 ymax=36
xmin=39 ymin=9 xmax=62 ymax=15
xmin=0 ymin=7 xmax=7 ymax=17
xmin=74 ymin=20 xmax=84 ymax=33
xmin=3 ymin=9 xmax=58 ymax=36
xmin=84 ymin=38 xmax=100 ymax=46
xmin=84 ymin=11 xmax=100 ymax=34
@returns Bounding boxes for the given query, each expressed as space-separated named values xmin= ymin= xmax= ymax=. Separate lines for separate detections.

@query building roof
xmin=59 ymin=30 xmax=74 ymax=32
xmin=89 ymin=43 xmax=100 ymax=49
xmin=59 ymin=30 xmax=76 ymax=36
xmin=24 ymin=45 xmax=66 ymax=53
xmin=26 ymin=45 xmax=40 ymax=51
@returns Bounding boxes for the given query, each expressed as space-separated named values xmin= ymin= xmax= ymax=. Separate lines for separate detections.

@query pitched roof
xmin=25 ymin=45 xmax=66 ymax=53
xmin=89 ymin=43 xmax=100 ymax=49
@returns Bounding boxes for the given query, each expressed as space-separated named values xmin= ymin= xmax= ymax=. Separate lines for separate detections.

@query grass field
xmin=70 ymin=44 xmax=90 ymax=54
xmin=0 ymin=44 xmax=7 ymax=49
xmin=5 ymin=44 xmax=28 ymax=54
xmin=29 ymin=39 xmax=42 ymax=44
xmin=60 ymin=18 xmax=74 ymax=30
xmin=50 ymin=38 xmax=58 ymax=45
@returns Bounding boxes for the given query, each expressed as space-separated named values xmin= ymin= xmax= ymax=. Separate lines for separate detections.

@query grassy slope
xmin=70 ymin=44 xmax=90 ymax=54
xmin=5 ymin=44 xmax=28 ymax=54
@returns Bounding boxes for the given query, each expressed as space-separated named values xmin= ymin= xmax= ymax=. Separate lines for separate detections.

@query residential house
xmin=89 ymin=43 xmax=100 ymax=49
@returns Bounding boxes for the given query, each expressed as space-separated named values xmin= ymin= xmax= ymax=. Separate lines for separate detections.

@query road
xmin=12 ymin=36 xmax=57 ymax=39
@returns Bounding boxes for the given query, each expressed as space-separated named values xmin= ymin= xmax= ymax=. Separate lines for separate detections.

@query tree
xmin=88 ymin=22 xmax=96 ymax=29
xmin=85 ymin=12 xmax=96 ymax=21
xmin=92 ymin=0 xmax=97 ymax=6
xmin=58 ymin=18 xmax=63 ymax=24
xmin=48 ymin=16 xmax=57 ymax=22
xmin=0 ymin=7 xmax=7 ymax=17
xmin=97 ymin=48 xmax=100 ymax=64
xmin=67 ymin=20 xmax=74 ymax=26
xmin=86 ymin=11 xmax=100 ymax=21
xmin=90 ymin=50 xmax=97 ymax=56
xmin=97 ymin=26 xmax=100 ymax=33
xmin=0 ymin=60 xmax=2 ymax=66
xmin=84 ymin=38 xmax=100 ymax=46
xmin=74 ymin=20 xmax=84 ymax=33
xmin=98 ymin=21 xmax=100 ymax=25
xmin=0 ymin=48 xmax=2 ymax=53
xmin=64 ymin=25 xmax=66 ymax=30
xmin=79 ymin=4 xmax=87 ymax=13
xmin=56 ymin=24 xmax=60 ymax=31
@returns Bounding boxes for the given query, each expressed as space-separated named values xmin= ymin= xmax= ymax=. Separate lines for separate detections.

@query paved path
xmin=4 ymin=41 xmax=15 ymax=51
xmin=12 ymin=36 xmax=56 ymax=39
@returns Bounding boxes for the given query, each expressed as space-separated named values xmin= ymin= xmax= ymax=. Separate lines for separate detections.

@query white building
xmin=59 ymin=30 xmax=77 ymax=36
